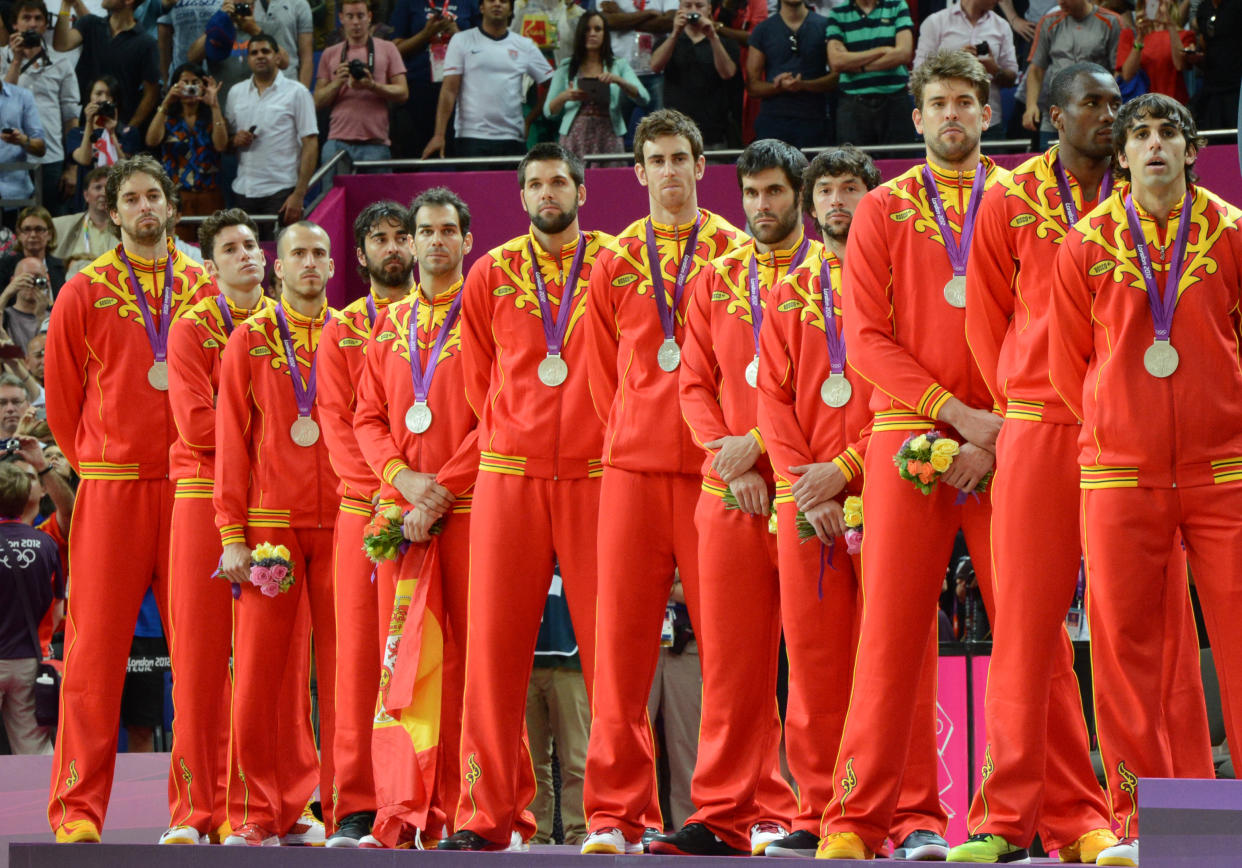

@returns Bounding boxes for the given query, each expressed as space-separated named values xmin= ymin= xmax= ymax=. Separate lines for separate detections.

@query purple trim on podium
xmin=1138 ymin=777 xmax=1242 ymax=868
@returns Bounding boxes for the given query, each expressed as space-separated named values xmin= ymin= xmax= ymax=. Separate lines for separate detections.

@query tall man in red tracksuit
xmin=1048 ymin=93 xmax=1242 ymax=868
xmin=439 ymin=144 xmax=609 ymax=852
xmin=45 ymin=156 xmax=213 ymax=843
xmin=164 ymin=209 xmax=318 ymax=846
xmin=216 ymin=221 xmax=340 ymax=847
xmin=818 ymin=51 xmax=1003 ymax=862
xmin=316 ymin=201 xmax=415 ymax=847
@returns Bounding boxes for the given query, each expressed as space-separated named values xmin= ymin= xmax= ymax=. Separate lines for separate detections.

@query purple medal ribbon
xmin=1053 ymin=155 xmax=1113 ymax=225
xmin=275 ymin=303 xmax=329 ymax=419
xmin=218 ymin=293 xmax=234 ymax=334
xmin=527 ymin=234 xmax=585 ymax=356
xmin=1124 ymin=194 xmax=1193 ymax=344
xmin=366 ymin=293 xmax=378 ymax=327
xmin=747 ymin=237 xmax=810 ymax=354
xmin=409 ymin=293 xmax=464 ymax=404
xmin=118 ymin=245 xmax=175 ymax=364
xmin=921 ymin=164 xmax=986 ymax=277
xmin=645 ymin=217 xmax=702 ymax=340
xmin=818 ymin=258 xmax=848 ymax=375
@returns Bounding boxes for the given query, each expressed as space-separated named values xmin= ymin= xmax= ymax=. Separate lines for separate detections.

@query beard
xmin=747 ymin=206 xmax=801 ymax=247
xmin=926 ymin=124 xmax=980 ymax=166
xmin=367 ymin=255 xmax=414 ymax=288
xmin=530 ymin=204 xmax=578 ymax=236
xmin=124 ymin=214 xmax=166 ymax=245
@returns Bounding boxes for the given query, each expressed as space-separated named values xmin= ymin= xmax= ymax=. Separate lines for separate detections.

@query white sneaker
xmin=507 ymin=831 xmax=530 ymax=852
xmin=1097 ymin=838 xmax=1139 ymax=867
xmin=581 ymin=827 xmax=643 ymax=855
xmin=280 ymin=814 xmax=325 ymax=846
xmin=158 ymin=825 xmax=206 ymax=845
xmin=751 ymin=821 xmax=789 ymax=855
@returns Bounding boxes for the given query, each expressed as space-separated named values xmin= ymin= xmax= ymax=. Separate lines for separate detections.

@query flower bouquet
xmin=893 ymin=431 xmax=990 ymax=496
xmin=842 ymin=495 xmax=863 ymax=554
xmin=249 ymin=542 xmax=295 ymax=597
xmin=363 ymin=505 xmax=444 ymax=564
xmin=722 ymin=488 xmax=816 ymax=540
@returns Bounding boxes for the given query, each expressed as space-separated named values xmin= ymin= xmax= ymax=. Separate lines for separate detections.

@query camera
xmin=235 ymin=2 xmax=252 ymax=15
xmin=98 ymin=100 xmax=116 ymax=119
xmin=975 ymin=41 xmax=989 ymax=55
xmin=1 ymin=438 xmax=21 ymax=455
xmin=348 ymin=58 xmax=370 ymax=79
xmin=32 ymin=276 xmax=48 ymax=290
xmin=0 ymin=127 xmax=14 ymax=136
xmin=20 ymin=29 xmax=41 ymax=47
xmin=182 ymin=82 xmax=200 ymax=97
xmin=685 ymin=11 xmax=700 ymax=21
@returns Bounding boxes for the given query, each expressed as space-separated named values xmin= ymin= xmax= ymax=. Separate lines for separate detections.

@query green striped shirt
xmin=826 ymin=0 xmax=913 ymax=95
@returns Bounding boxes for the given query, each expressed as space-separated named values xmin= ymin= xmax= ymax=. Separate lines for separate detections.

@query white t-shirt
xmin=608 ymin=0 xmax=678 ymax=76
xmin=225 ymin=74 xmax=318 ymax=197
xmin=443 ymin=28 xmax=552 ymax=142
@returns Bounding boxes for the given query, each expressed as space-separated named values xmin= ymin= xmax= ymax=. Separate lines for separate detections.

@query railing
xmin=176 ymin=149 xmax=352 ymax=229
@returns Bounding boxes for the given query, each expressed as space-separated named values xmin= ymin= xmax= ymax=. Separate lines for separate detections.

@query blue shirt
xmin=534 ymin=568 xmax=579 ymax=667
xmin=0 ymin=82 xmax=44 ymax=200
xmin=390 ymin=0 xmax=481 ymax=87
xmin=749 ymin=11 xmax=830 ymax=119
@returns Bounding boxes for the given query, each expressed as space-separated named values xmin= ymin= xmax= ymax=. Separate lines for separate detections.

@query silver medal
xmin=405 ymin=401 xmax=433 ymax=434
xmin=745 ymin=356 xmax=759 ymax=388
xmin=148 ymin=361 xmax=169 ymax=391
xmin=943 ymin=275 xmax=967 ymax=309
xmin=290 ymin=416 xmax=320 ymax=447
xmin=657 ymin=338 xmax=681 ymax=372
xmin=1143 ymin=340 xmax=1179 ymax=378
xmin=538 ymin=353 xmax=569 ymax=387
xmin=820 ymin=374 xmax=853 ymax=408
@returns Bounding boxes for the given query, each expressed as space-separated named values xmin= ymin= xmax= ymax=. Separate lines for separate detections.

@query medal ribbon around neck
xmin=275 ymin=303 xmax=329 ymax=420
xmin=746 ymin=236 xmax=810 ymax=357
xmin=527 ymin=234 xmax=585 ymax=357
xmin=408 ymin=293 xmax=464 ymax=407
xmin=366 ymin=293 xmax=378 ymax=327
xmin=645 ymin=217 xmax=701 ymax=340
xmin=1053 ymin=155 xmax=1114 ymax=225
xmin=921 ymin=163 xmax=986 ymax=277
xmin=118 ymin=245 xmax=175 ymax=368
xmin=1125 ymin=193 xmax=1193 ymax=349
xmin=818 ymin=258 xmax=848 ymax=375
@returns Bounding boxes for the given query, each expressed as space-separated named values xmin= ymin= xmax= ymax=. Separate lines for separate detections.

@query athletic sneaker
xmin=767 ymin=829 xmax=820 ymax=857
xmin=581 ymin=827 xmax=644 ymax=855
xmin=894 ymin=829 xmax=951 ymax=860
xmin=508 ymin=831 xmax=530 ymax=852
xmin=438 ymin=830 xmax=508 ymax=851
xmin=1060 ymin=828 xmax=1120 ymax=863
xmin=280 ymin=809 xmax=325 ymax=846
xmin=54 ymin=820 xmax=101 ymax=844
xmin=947 ymin=833 xmax=1031 ymax=863
xmin=158 ymin=825 xmax=206 ymax=845
xmin=642 ymin=827 xmax=662 ymax=852
xmin=649 ymin=822 xmax=750 ymax=856
xmin=816 ymin=831 xmax=874 ymax=860
xmin=1096 ymin=838 xmax=1138 ymax=867
xmin=326 ymin=811 xmax=375 ymax=848
xmin=752 ymin=821 xmax=790 ymax=855
xmin=223 ymin=823 xmax=279 ymax=846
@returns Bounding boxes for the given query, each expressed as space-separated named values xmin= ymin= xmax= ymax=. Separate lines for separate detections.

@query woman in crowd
xmin=544 ymin=12 xmax=648 ymax=157
xmin=64 ymin=76 xmax=142 ymax=212
xmin=145 ymin=65 xmax=228 ymax=242
xmin=1117 ymin=0 xmax=1196 ymax=102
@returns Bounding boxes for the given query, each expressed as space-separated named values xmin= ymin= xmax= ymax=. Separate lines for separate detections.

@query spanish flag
xmin=370 ymin=539 xmax=445 ymax=847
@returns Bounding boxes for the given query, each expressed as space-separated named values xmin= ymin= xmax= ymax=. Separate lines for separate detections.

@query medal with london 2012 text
xmin=405 ymin=401 xmax=433 ymax=434
xmin=118 ymin=245 xmax=176 ymax=391
xmin=405 ymin=292 xmax=463 ymax=433
xmin=528 ymin=235 xmax=585 ymax=388
xmin=646 ymin=217 xmax=701 ymax=372
xmin=1123 ymin=194 xmax=1193 ymax=379
xmin=818 ymin=257 xmax=852 ymax=407
xmin=275 ymin=303 xmax=330 ymax=448
xmin=921 ymin=164 xmax=986 ymax=309
xmin=745 ymin=238 xmax=809 ymax=388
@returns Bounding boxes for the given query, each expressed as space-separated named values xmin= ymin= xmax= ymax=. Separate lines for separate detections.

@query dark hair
xmin=736 ymin=138 xmax=808 ymax=196
xmin=11 ymin=0 xmax=49 ymax=25
xmin=354 ymin=201 xmax=409 ymax=251
xmin=568 ymin=12 xmax=614 ymax=80
xmin=85 ymin=165 xmax=110 ymax=187
xmin=409 ymin=186 xmax=472 ymax=236
xmin=1112 ymin=92 xmax=1205 ymax=185
xmin=800 ymin=145 xmax=881 ymax=216
xmin=633 ymin=108 xmax=703 ymax=166
xmin=164 ymin=63 xmax=208 ymax=120
xmin=82 ymin=74 xmax=120 ymax=124
xmin=1048 ymin=61 xmax=1113 ymax=110
xmin=248 ymin=32 xmax=281 ymax=54
xmin=0 ymin=462 xmax=31 ymax=520
xmin=518 ymin=142 xmax=585 ymax=188
xmin=105 ymin=155 xmax=177 ymax=215
xmin=198 ymin=208 xmax=260 ymax=260
xmin=910 ymin=49 xmax=990 ymax=111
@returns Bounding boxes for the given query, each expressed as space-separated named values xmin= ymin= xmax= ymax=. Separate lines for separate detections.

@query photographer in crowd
xmin=145 ymin=65 xmax=227 ymax=235
xmin=0 ymin=259 xmax=52 ymax=353
xmin=52 ymin=0 xmax=160 ymax=130
xmin=0 ymin=0 xmax=79 ymax=215
xmin=313 ymin=0 xmax=407 ymax=165
xmin=64 ymin=75 xmax=141 ymax=210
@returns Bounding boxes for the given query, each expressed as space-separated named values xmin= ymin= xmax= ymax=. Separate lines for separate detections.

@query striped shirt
xmin=826 ymin=0 xmax=913 ymax=95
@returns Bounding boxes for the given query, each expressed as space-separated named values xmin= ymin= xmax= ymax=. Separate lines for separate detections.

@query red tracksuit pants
xmin=230 ymin=526 xmax=337 ymax=836
xmin=970 ymin=420 xmax=1209 ymax=850
xmin=584 ymin=468 xmax=705 ymax=840
xmin=1082 ymin=483 xmax=1242 ymax=839
xmin=166 ymin=488 xmax=319 ymax=837
xmin=824 ymin=430 xmax=992 ymax=853
xmin=453 ymin=472 xmax=599 ymax=844
xmin=685 ymin=490 xmax=800 ymax=850
xmin=775 ymin=500 xmax=945 ymax=843
xmin=49 ymin=477 xmax=173 ymax=834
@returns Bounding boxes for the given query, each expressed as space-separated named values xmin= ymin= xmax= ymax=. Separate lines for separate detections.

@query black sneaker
xmin=767 ymin=829 xmax=820 ymax=858
xmin=894 ymin=829 xmax=950 ymax=861
xmin=326 ymin=812 xmax=375 ymax=849
xmin=641 ymin=827 xmax=662 ymax=853
xmin=437 ymin=830 xmax=507 ymax=851
xmin=647 ymin=823 xmax=749 ymax=857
